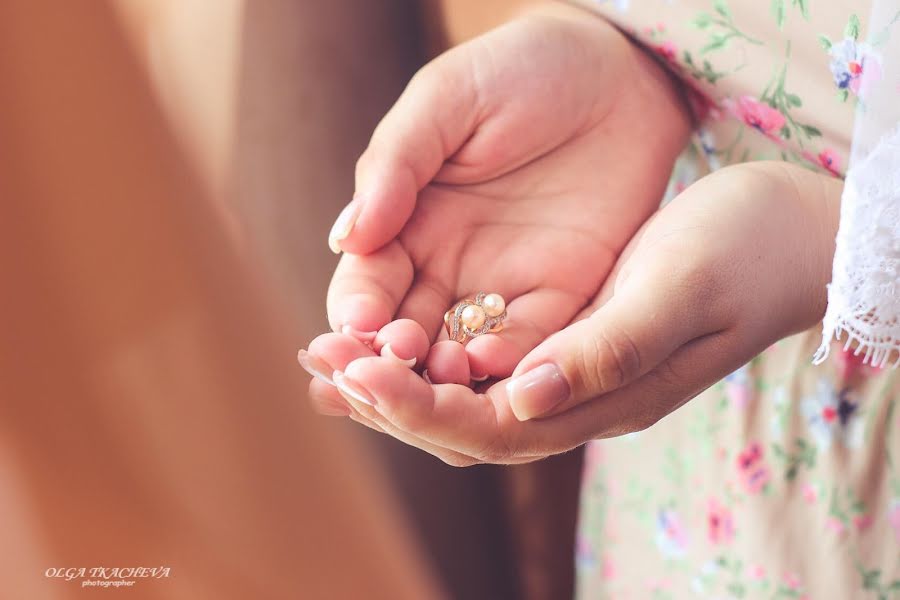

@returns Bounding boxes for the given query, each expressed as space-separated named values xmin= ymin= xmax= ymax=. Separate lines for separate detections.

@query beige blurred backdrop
xmin=20 ymin=1 xmax=582 ymax=598
xmin=1 ymin=1 xmax=447 ymax=598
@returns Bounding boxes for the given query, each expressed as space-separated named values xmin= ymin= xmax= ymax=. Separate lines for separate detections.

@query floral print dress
xmin=571 ymin=1 xmax=900 ymax=598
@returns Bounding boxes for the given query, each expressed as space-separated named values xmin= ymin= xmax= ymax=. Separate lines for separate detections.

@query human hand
xmin=303 ymin=162 xmax=842 ymax=465
xmin=313 ymin=3 xmax=691 ymax=391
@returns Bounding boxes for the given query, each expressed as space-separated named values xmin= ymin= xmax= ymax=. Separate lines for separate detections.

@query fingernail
xmin=333 ymin=370 xmax=376 ymax=406
xmin=328 ymin=198 xmax=363 ymax=254
xmin=506 ymin=363 xmax=570 ymax=421
xmin=297 ymin=349 xmax=335 ymax=385
xmin=422 ymin=369 xmax=433 ymax=384
xmin=380 ymin=343 xmax=417 ymax=368
xmin=341 ymin=325 xmax=378 ymax=345
xmin=470 ymin=365 xmax=490 ymax=382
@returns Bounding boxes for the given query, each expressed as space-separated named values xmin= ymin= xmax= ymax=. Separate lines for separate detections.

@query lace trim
xmin=814 ymin=124 xmax=900 ymax=368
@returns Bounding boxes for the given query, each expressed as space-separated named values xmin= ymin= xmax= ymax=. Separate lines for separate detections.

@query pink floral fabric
xmin=573 ymin=1 xmax=900 ymax=597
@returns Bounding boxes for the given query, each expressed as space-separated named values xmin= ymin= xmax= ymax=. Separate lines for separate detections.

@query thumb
xmin=328 ymin=52 xmax=480 ymax=255
xmin=505 ymin=266 xmax=713 ymax=422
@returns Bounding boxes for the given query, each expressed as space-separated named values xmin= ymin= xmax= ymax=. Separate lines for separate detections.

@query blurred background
xmin=1 ymin=1 xmax=581 ymax=598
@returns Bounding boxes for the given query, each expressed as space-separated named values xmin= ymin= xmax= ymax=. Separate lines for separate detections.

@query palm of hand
xmin=315 ymin=8 xmax=692 ymax=385
xmin=393 ymin=132 xmax=661 ymax=381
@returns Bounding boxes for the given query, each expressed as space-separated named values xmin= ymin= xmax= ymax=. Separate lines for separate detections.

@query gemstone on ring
xmin=444 ymin=292 xmax=507 ymax=343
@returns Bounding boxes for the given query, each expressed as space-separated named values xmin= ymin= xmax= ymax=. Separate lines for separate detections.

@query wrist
xmin=520 ymin=3 xmax=693 ymax=171
xmin=793 ymin=166 xmax=843 ymax=330
xmin=736 ymin=162 xmax=843 ymax=335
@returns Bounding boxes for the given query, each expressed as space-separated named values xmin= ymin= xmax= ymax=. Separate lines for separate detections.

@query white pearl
xmin=482 ymin=293 xmax=506 ymax=318
xmin=461 ymin=304 xmax=486 ymax=330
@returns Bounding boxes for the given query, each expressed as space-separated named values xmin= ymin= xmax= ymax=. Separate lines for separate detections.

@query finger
xmin=464 ymin=334 xmax=514 ymax=382
xmin=340 ymin=356 xmax=516 ymax=459
xmin=306 ymin=332 xmax=377 ymax=369
xmin=395 ymin=274 xmax=455 ymax=342
xmin=372 ymin=319 xmax=430 ymax=369
xmin=309 ymin=377 xmax=391 ymax=425
xmin=465 ymin=288 xmax=584 ymax=380
xmin=331 ymin=369 xmax=483 ymax=467
xmin=297 ymin=347 xmax=338 ymax=386
xmin=308 ymin=377 xmax=352 ymax=417
xmin=310 ymin=376 xmax=417 ymax=448
xmin=310 ymin=376 xmax=388 ymax=436
xmin=326 ymin=241 xmax=413 ymax=338
xmin=329 ymin=52 xmax=480 ymax=256
xmin=336 ymin=357 xmax=543 ymax=464
xmin=518 ymin=329 xmax=748 ymax=446
xmin=335 ymin=334 xmax=751 ymax=462
xmin=304 ymin=332 xmax=469 ymax=465
xmin=505 ymin=258 xmax=730 ymax=421
xmin=423 ymin=340 xmax=470 ymax=385
xmin=305 ymin=332 xmax=444 ymax=453
xmin=300 ymin=333 xmax=378 ymax=414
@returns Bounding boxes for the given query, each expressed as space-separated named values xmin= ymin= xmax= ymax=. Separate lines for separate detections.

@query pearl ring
xmin=444 ymin=292 xmax=507 ymax=343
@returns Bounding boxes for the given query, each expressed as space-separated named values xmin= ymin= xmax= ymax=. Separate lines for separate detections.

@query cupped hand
xmin=314 ymin=4 xmax=691 ymax=393
xmin=304 ymin=162 xmax=842 ymax=465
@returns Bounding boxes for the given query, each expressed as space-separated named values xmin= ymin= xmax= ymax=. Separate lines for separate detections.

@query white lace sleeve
xmin=814 ymin=0 xmax=900 ymax=368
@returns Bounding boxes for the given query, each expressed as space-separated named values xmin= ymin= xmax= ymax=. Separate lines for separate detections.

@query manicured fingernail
xmin=328 ymin=198 xmax=363 ymax=254
xmin=341 ymin=325 xmax=377 ymax=345
xmin=470 ymin=366 xmax=489 ymax=382
xmin=297 ymin=349 xmax=335 ymax=385
xmin=333 ymin=370 xmax=376 ymax=406
xmin=380 ymin=343 xmax=416 ymax=368
xmin=506 ymin=363 xmax=569 ymax=421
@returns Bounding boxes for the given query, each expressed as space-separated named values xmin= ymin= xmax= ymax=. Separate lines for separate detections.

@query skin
xmin=299 ymin=6 xmax=844 ymax=465
xmin=323 ymin=3 xmax=692 ymax=378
